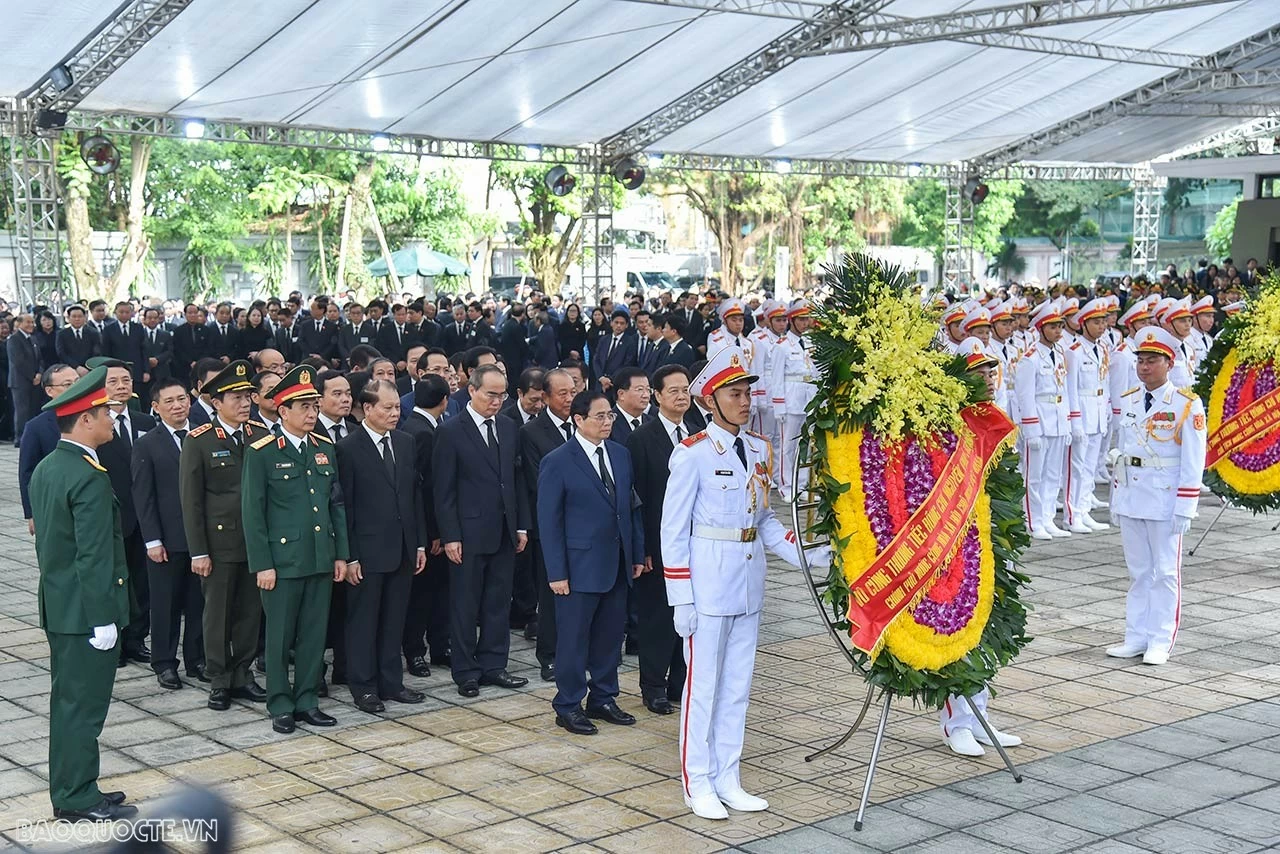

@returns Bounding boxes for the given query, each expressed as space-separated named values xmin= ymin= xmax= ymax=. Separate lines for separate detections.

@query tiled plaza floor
xmin=0 ymin=443 xmax=1276 ymax=852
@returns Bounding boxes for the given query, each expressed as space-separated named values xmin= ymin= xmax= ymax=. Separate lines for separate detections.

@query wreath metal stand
xmin=789 ymin=435 xmax=1022 ymax=832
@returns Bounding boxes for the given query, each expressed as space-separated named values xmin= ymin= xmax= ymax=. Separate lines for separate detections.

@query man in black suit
xmin=636 ymin=311 xmax=666 ymax=377
xmin=496 ymin=304 xmax=531 ymax=386
xmin=376 ymin=303 xmax=415 ymax=371
xmin=338 ymin=302 xmax=376 ymax=365
xmin=94 ymin=357 xmax=157 ymax=667
xmin=399 ymin=375 xmax=451 ymax=675
xmin=407 ymin=301 xmax=439 ymax=350
xmin=627 ymin=365 xmax=692 ymax=714
xmin=205 ymin=302 xmax=239 ymax=362
xmin=503 ymin=368 xmax=544 ymax=635
xmin=270 ymin=311 xmax=300 ymax=366
xmin=172 ymin=303 xmax=211 ymax=388
xmin=656 ymin=313 xmax=696 ymax=370
xmin=295 ymin=300 xmax=338 ymax=365
xmin=7 ymin=314 xmax=43 ymax=445
xmin=131 ymin=378 xmax=205 ymax=689
xmin=609 ymin=367 xmax=654 ymax=446
xmin=439 ymin=304 xmax=471 ymax=356
xmin=101 ymin=303 xmax=147 ymax=388
xmin=139 ymin=306 xmax=174 ymax=403
xmin=311 ymin=370 xmax=356 ymax=688
xmin=55 ymin=305 xmax=100 ymax=372
xmin=466 ymin=301 xmax=495 ymax=348
xmin=433 ymin=364 xmax=530 ymax=696
xmin=337 ymin=380 xmax=428 ymax=713
xmin=187 ymin=358 xmax=224 ymax=428
xmin=502 ymin=368 xmax=544 ymax=429
xmin=529 ymin=310 xmax=559 ymax=372
xmin=518 ymin=368 xmax=576 ymax=681
xmin=19 ymin=365 xmax=77 ymax=534
xmin=593 ymin=310 xmax=638 ymax=391
xmin=448 ymin=346 xmax=498 ymax=412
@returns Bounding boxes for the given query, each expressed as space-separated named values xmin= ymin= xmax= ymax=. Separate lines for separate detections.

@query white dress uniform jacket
xmin=1064 ymin=335 xmax=1111 ymax=527
xmin=769 ymin=330 xmax=818 ymax=500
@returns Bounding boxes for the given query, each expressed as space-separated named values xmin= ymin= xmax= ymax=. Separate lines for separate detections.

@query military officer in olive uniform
xmin=242 ymin=364 xmax=350 ymax=733
xmin=31 ymin=366 xmax=138 ymax=822
xmin=179 ymin=360 xmax=268 ymax=710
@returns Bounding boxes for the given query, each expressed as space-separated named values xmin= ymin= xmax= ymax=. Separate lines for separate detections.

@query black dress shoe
xmin=207 ymin=689 xmax=231 ymax=711
xmin=523 ymin=621 xmax=538 ymax=641
xmin=382 ymin=687 xmax=425 ymax=704
xmin=316 ymin=679 xmax=328 ymax=698
xmin=185 ymin=663 xmax=210 ymax=683
xmin=540 ymin=663 xmax=556 ymax=683
xmin=295 ymin=708 xmax=337 ymax=727
xmin=355 ymin=693 xmax=386 ymax=713
xmin=54 ymin=800 xmax=138 ymax=822
xmin=102 ymin=791 xmax=126 ymax=805
xmin=458 ymin=680 xmax=479 ymax=698
xmin=644 ymin=697 xmax=676 ymax=715
xmin=556 ymin=709 xmax=598 ymax=736
xmin=156 ymin=668 xmax=182 ymax=690
xmin=406 ymin=656 xmax=430 ymax=677
xmin=479 ymin=670 xmax=528 ymax=689
xmin=624 ymin=636 xmax=639 ymax=656
xmin=430 ymin=653 xmax=451 ymax=667
xmin=586 ymin=702 xmax=636 ymax=726
xmin=272 ymin=714 xmax=295 ymax=733
xmin=230 ymin=680 xmax=267 ymax=703
xmin=124 ymin=644 xmax=151 ymax=664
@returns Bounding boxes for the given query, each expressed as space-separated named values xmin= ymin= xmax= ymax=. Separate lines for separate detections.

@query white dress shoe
xmin=1082 ymin=514 xmax=1110 ymax=531
xmin=944 ymin=728 xmax=985 ymax=757
xmin=1091 ymin=495 xmax=1110 ymax=509
xmin=1045 ymin=522 xmax=1072 ymax=538
xmin=716 ymin=787 xmax=769 ymax=812
xmin=1029 ymin=528 xmax=1054 ymax=541
xmin=685 ymin=793 xmax=729 ymax=820
xmin=1106 ymin=644 xmax=1146 ymax=658
xmin=1066 ymin=522 xmax=1094 ymax=534
xmin=1142 ymin=648 xmax=1169 ymax=666
xmin=975 ymin=727 xmax=1023 ymax=747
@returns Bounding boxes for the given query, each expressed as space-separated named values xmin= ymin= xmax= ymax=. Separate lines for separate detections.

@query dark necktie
xmin=316 ymin=320 xmax=322 ymax=334
xmin=230 ymin=431 xmax=241 ymax=449
xmin=734 ymin=336 xmax=741 ymax=348
xmin=380 ymin=435 xmax=396 ymax=481
xmin=271 ymin=422 xmax=283 ymax=437
xmin=1049 ymin=349 xmax=1056 ymax=365
xmin=1144 ymin=391 xmax=1153 ymax=412
xmin=631 ymin=417 xmax=640 ymax=431
xmin=397 ymin=325 xmax=403 ymax=344
xmin=595 ymin=446 xmax=615 ymax=497
xmin=174 ymin=428 xmax=187 ymax=449
xmin=116 ymin=417 xmax=131 ymax=449
xmin=734 ymin=436 xmax=748 ymax=473
xmin=75 ymin=328 xmax=81 ymax=340
xmin=675 ymin=425 xmax=683 ymax=443
xmin=561 ymin=422 xmax=572 ymax=444
xmin=333 ymin=422 xmax=345 ymax=441
xmin=485 ymin=418 xmax=497 ymax=449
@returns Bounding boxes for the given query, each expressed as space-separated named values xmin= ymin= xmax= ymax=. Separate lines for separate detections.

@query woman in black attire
xmin=585 ymin=305 xmax=609 ymax=369
xmin=556 ymin=302 xmax=587 ymax=361
xmin=238 ymin=304 xmax=274 ymax=359
xmin=33 ymin=311 xmax=58 ymax=370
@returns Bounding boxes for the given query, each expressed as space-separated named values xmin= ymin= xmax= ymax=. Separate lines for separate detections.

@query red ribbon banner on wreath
xmin=846 ymin=403 xmax=1015 ymax=655
xmin=1205 ymin=385 xmax=1280 ymax=470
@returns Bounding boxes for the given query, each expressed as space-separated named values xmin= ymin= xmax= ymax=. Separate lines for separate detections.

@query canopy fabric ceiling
xmin=2 ymin=0 xmax=1278 ymax=165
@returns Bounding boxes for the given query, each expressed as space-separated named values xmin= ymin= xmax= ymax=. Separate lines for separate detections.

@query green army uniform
xmin=178 ymin=360 xmax=265 ymax=694
xmin=29 ymin=368 xmax=131 ymax=814
xmin=241 ymin=365 xmax=350 ymax=719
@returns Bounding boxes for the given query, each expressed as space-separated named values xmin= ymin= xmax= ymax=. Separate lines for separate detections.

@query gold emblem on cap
xmin=730 ymin=354 xmax=741 ymax=367
xmin=300 ymin=370 xmax=311 ymax=384
xmin=236 ymin=364 xmax=246 ymax=376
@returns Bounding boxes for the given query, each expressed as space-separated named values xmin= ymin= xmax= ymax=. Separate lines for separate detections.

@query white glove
xmin=1025 ymin=436 xmax=1043 ymax=453
xmin=808 ymin=545 xmax=832 ymax=568
xmin=1071 ymin=427 xmax=1085 ymax=444
xmin=89 ymin=624 xmax=118 ymax=651
xmin=673 ymin=604 xmax=698 ymax=638
xmin=1171 ymin=515 xmax=1192 ymax=535
xmin=1063 ymin=431 xmax=1074 ymax=448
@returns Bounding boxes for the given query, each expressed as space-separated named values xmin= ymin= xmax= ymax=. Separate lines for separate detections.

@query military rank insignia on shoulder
xmin=311 ymin=432 xmax=333 ymax=444
xmin=746 ymin=430 xmax=769 ymax=444
xmin=247 ymin=419 xmax=267 ymax=430
xmin=82 ymin=454 xmax=107 ymax=472
xmin=1177 ymin=388 xmax=1197 ymax=400
xmin=250 ymin=434 xmax=275 ymax=450
xmin=681 ymin=431 xmax=708 ymax=448
xmin=188 ymin=423 xmax=213 ymax=438
xmin=1024 ymin=346 xmax=1038 ymax=358
xmin=1069 ymin=341 xmax=1081 ymax=350
xmin=1121 ymin=386 xmax=1140 ymax=397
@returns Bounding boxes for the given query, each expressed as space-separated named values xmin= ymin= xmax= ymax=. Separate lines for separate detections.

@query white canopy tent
xmin=4 ymin=0 xmax=1280 ymax=299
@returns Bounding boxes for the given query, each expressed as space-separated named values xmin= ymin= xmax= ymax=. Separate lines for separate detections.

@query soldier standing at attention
xmin=768 ymin=299 xmax=818 ymax=502
xmin=180 ymin=360 xmax=267 ymax=710
xmin=242 ymin=365 xmax=350 ymax=733
xmin=1015 ymin=302 xmax=1072 ymax=540
xmin=1106 ymin=327 xmax=1206 ymax=666
xmin=31 ymin=366 xmax=137 ymax=822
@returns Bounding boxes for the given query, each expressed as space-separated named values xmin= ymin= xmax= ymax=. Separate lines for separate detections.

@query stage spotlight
xmin=963 ymin=175 xmax=989 ymax=206
xmin=80 ymin=134 xmax=120 ymax=175
xmin=48 ymin=64 xmax=74 ymax=93
xmin=544 ymin=165 xmax=576 ymax=197
xmin=33 ymin=109 xmax=68 ymax=131
xmin=183 ymin=119 xmax=206 ymax=139
xmin=611 ymin=157 xmax=645 ymax=191
xmin=774 ymin=158 xmax=792 ymax=175
xmin=371 ymin=133 xmax=391 ymax=152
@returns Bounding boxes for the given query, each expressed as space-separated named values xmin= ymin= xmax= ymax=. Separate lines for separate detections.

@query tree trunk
xmin=341 ymin=158 xmax=376 ymax=296
xmin=62 ymin=177 xmax=98 ymax=300
xmin=315 ymin=214 xmax=328 ymax=290
xmin=282 ymin=213 xmax=293 ymax=295
xmin=107 ymin=137 xmax=152 ymax=298
xmin=336 ymin=194 xmax=352 ymax=291
xmin=367 ymin=197 xmax=405 ymax=295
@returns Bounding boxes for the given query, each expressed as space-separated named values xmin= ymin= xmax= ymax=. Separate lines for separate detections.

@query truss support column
xmin=942 ymin=169 xmax=974 ymax=292
xmin=581 ymin=164 xmax=614 ymax=305
xmin=1130 ymin=174 xmax=1165 ymax=279
xmin=5 ymin=101 xmax=64 ymax=310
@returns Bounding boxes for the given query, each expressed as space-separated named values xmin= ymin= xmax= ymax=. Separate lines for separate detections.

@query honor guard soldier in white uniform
xmin=939 ymin=302 xmax=968 ymax=354
xmin=1059 ymin=297 xmax=1081 ymax=349
xmin=1015 ymin=301 xmax=1072 ymax=540
xmin=747 ymin=300 xmax=784 ymax=454
xmin=1189 ymin=295 xmax=1216 ymax=362
xmin=961 ymin=305 xmax=992 ymax=346
xmin=985 ymin=301 xmax=1017 ymax=416
xmin=1010 ymin=297 xmax=1032 ymax=352
xmin=1106 ymin=327 xmax=1206 ymax=666
xmin=662 ymin=347 xmax=828 ymax=820
xmin=1064 ymin=298 xmax=1112 ymax=533
xmin=769 ymin=300 xmax=818 ymax=502
xmin=1162 ymin=299 xmax=1198 ymax=388
xmin=706 ymin=299 xmax=754 ymax=363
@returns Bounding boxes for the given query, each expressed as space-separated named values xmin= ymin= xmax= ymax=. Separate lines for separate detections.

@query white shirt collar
xmin=198 ymin=398 xmax=215 ymax=418
xmin=466 ymin=403 xmax=494 ymax=433
xmin=547 ymin=410 xmax=570 ymax=433
xmin=362 ymin=421 xmax=388 ymax=445
xmin=657 ymin=412 xmax=684 ymax=439
xmin=282 ymin=428 xmax=307 ymax=451
xmin=63 ymin=438 xmax=99 ymax=464
xmin=318 ymin=413 xmax=341 ymax=431
xmin=215 ymin=416 xmax=241 ymax=437
xmin=165 ymin=420 xmax=190 ymax=438
xmin=412 ymin=407 xmax=439 ymax=427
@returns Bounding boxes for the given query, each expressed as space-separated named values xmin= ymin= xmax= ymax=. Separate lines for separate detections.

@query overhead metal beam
xmin=1154 ymin=116 xmax=1280 ymax=161
xmin=600 ymin=0 xmax=895 ymax=159
xmin=1131 ymin=102 xmax=1280 ymax=119
xmin=977 ymin=23 xmax=1280 ymax=168
xmin=615 ymin=0 xmax=830 ymax=20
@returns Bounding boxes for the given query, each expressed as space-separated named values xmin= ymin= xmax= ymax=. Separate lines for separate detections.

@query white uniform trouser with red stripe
xmin=753 ymin=407 xmax=781 ymax=488
xmin=1065 ymin=431 xmax=1105 ymax=526
xmin=1115 ymin=514 xmax=1182 ymax=654
xmin=1022 ymin=435 xmax=1066 ymax=531
xmin=778 ymin=414 xmax=807 ymax=501
xmin=939 ymin=687 xmax=990 ymax=738
xmin=679 ymin=610 xmax=760 ymax=800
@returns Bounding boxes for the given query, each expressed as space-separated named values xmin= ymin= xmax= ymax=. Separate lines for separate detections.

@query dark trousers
xmin=346 ymin=564 xmax=413 ymax=698
xmin=533 ymin=543 xmax=557 ymax=666
xmin=121 ymin=529 xmax=150 ymax=654
xmin=10 ymin=384 xmax=32 ymax=446
xmin=634 ymin=563 xmax=686 ymax=702
xmin=262 ymin=573 xmax=331 ymax=717
xmin=449 ymin=531 xmax=515 ymax=684
xmin=325 ymin=582 xmax=348 ymax=678
xmin=201 ymin=559 xmax=260 ymax=691
xmin=510 ymin=546 xmax=537 ymax=627
xmin=552 ymin=562 xmax=627 ymax=716
xmin=46 ymin=631 xmax=117 ymax=810
xmin=403 ymin=552 xmax=450 ymax=661
xmin=147 ymin=551 xmax=204 ymax=674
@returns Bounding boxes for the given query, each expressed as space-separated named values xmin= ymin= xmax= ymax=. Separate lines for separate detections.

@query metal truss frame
xmin=5 ymin=104 xmax=65 ymax=309
xmin=579 ymin=164 xmax=615 ymax=304
xmin=1156 ymin=117 xmax=1280 ymax=161
xmin=1130 ymin=175 xmax=1166 ymax=278
xmin=941 ymin=169 xmax=975 ymax=290
xmin=1132 ymin=103 xmax=1280 ymax=119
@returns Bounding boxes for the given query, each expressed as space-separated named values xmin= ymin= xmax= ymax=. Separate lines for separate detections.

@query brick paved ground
xmin=0 ymin=444 xmax=1275 ymax=852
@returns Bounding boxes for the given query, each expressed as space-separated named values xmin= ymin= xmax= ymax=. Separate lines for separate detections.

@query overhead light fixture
xmin=523 ymin=144 xmax=542 ymax=162
xmin=646 ymin=152 xmax=664 ymax=170
xmin=183 ymin=119 xmax=206 ymax=139
xmin=80 ymin=134 xmax=120 ymax=175
xmin=964 ymin=175 xmax=989 ymax=206
xmin=611 ymin=157 xmax=645 ymax=191
xmin=48 ymin=64 xmax=74 ymax=93
xmin=774 ymin=159 xmax=792 ymax=175
xmin=543 ymin=165 xmax=576 ymax=197
xmin=371 ymin=133 xmax=391 ymax=152
xmin=33 ymin=109 xmax=68 ymax=131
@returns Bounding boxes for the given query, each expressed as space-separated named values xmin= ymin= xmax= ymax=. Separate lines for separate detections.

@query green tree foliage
xmin=1205 ymin=196 xmax=1240 ymax=258
xmin=892 ymin=179 xmax=1024 ymax=257
xmin=1006 ymin=180 xmax=1128 ymax=249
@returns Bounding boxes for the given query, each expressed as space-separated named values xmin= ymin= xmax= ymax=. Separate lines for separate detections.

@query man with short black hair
xmin=503 ymin=368 xmax=545 ymax=427
xmin=593 ymin=310 xmax=637 ymax=391
xmin=56 ymin=304 xmax=99 ymax=372
xmin=206 ymin=302 xmax=238 ymax=363
xmin=188 ymin=358 xmax=224 ymax=428
xmin=610 ymin=367 xmax=653 ymax=445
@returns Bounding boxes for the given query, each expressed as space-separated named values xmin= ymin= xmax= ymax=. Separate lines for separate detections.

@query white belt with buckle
xmin=1128 ymin=456 xmax=1174 ymax=469
xmin=693 ymin=524 xmax=758 ymax=542
xmin=1036 ymin=394 xmax=1063 ymax=403
xmin=785 ymin=374 xmax=815 ymax=383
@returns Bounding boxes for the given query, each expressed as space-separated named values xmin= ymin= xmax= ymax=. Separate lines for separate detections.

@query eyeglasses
xmin=478 ymin=391 xmax=507 ymax=402
xmin=585 ymin=411 xmax=617 ymax=422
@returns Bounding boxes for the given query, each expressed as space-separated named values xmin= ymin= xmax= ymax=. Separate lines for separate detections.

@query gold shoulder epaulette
xmin=247 ymin=419 xmax=267 ymax=430
xmin=746 ymin=430 xmax=769 ymax=443
xmin=250 ymin=434 xmax=275 ymax=450
xmin=1069 ymin=341 xmax=1081 ymax=350
xmin=82 ymin=454 xmax=107 ymax=473
xmin=188 ymin=423 xmax=213 ymax=438
xmin=311 ymin=431 xmax=334 ymax=444
xmin=681 ymin=431 xmax=707 ymax=448
xmin=1121 ymin=386 xmax=1140 ymax=397
xmin=1024 ymin=346 xmax=1038 ymax=358
xmin=1177 ymin=387 xmax=1197 ymax=400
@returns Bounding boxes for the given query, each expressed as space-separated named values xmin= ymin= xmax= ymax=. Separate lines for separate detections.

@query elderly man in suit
xmin=138 ymin=307 xmax=174 ymax=402
xmin=101 ymin=303 xmax=147 ymax=389
xmin=8 ymin=313 xmax=43 ymax=445
xmin=131 ymin=377 xmax=204 ymax=689
xmin=538 ymin=390 xmax=645 ymax=735
xmin=592 ymin=310 xmax=637 ymax=391
xmin=172 ymin=303 xmax=210 ymax=388
xmin=433 ymin=363 xmax=530 ymax=697
xmin=55 ymin=304 xmax=100 ymax=372
xmin=337 ymin=380 xmax=428 ymax=713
